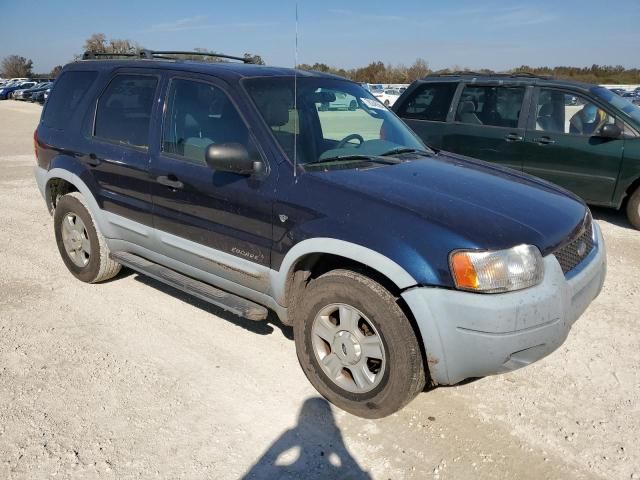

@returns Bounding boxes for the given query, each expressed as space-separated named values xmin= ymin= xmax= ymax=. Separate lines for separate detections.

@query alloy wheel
xmin=60 ymin=213 xmax=91 ymax=267
xmin=311 ymin=303 xmax=386 ymax=393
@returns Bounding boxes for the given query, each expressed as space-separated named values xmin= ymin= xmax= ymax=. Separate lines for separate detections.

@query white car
xmin=376 ymin=89 xmax=402 ymax=107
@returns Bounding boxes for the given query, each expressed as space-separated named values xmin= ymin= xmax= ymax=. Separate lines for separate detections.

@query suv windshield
xmin=592 ymin=86 xmax=640 ymax=125
xmin=244 ymin=77 xmax=430 ymax=166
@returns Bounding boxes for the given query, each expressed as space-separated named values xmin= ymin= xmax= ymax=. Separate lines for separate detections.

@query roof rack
xmin=82 ymin=49 xmax=256 ymax=64
xmin=82 ymin=52 xmax=138 ymax=60
xmin=510 ymin=71 xmax=550 ymax=79
xmin=425 ymin=71 xmax=550 ymax=80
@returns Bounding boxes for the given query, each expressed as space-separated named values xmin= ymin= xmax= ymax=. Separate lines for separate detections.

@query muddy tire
xmin=294 ymin=269 xmax=426 ymax=418
xmin=626 ymin=187 xmax=640 ymax=230
xmin=54 ymin=192 xmax=121 ymax=283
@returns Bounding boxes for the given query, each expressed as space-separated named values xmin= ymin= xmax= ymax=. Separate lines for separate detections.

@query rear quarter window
xmin=41 ymin=71 xmax=97 ymax=130
xmin=396 ymin=83 xmax=457 ymax=122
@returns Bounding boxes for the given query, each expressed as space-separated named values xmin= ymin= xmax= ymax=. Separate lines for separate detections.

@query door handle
xmin=157 ymin=175 xmax=184 ymax=190
xmin=504 ymin=133 xmax=523 ymax=142
xmin=86 ymin=153 xmax=101 ymax=167
xmin=535 ymin=137 xmax=556 ymax=145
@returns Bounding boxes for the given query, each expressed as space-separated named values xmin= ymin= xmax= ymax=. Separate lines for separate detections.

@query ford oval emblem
xmin=576 ymin=241 xmax=587 ymax=257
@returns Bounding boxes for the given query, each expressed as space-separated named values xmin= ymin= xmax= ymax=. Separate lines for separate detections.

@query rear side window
xmin=396 ymin=83 xmax=457 ymax=122
xmin=94 ymin=74 xmax=158 ymax=148
xmin=455 ymin=85 xmax=525 ymax=128
xmin=42 ymin=71 xmax=97 ymax=130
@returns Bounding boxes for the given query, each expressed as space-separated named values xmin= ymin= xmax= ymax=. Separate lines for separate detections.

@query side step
xmin=110 ymin=252 xmax=268 ymax=321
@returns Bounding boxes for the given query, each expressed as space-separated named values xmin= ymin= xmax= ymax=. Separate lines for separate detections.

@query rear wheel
xmin=626 ymin=187 xmax=640 ymax=229
xmin=54 ymin=192 xmax=121 ymax=283
xmin=294 ymin=269 xmax=426 ymax=418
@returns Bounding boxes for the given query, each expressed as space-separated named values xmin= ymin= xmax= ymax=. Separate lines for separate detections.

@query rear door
xmin=522 ymin=87 xmax=624 ymax=205
xmin=394 ymin=82 xmax=458 ymax=149
xmin=87 ymin=69 xmax=161 ymax=241
xmin=442 ymin=83 xmax=530 ymax=171
xmin=150 ymin=74 xmax=275 ymax=293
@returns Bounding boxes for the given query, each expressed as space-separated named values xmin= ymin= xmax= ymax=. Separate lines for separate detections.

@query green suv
xmin=393 ymin=74 xmax=640 ymax=228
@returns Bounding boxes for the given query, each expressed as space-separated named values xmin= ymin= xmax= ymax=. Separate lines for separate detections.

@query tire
xmin=54 ymin=192 xmax=121 ymax=283
xmin=294 ymin=269 xmax=426 ymax=418
xmin=626 ymin=187 xmax=640 ymax=229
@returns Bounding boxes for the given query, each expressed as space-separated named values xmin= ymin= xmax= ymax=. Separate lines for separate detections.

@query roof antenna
xmin=293 ymin=1 xmax=299 ymax=179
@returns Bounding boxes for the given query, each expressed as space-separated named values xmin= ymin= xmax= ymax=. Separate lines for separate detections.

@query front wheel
xmin=294 ymin=269 xmax=426 ymax=418
xmin=54 ymin=192 xmax=121 ymax=283
xmin=626 ymin=187 xmax=640 ymax=229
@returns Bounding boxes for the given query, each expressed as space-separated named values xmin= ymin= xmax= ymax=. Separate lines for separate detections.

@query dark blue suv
xmin=34 ymin=51 xmax=606 ymax=418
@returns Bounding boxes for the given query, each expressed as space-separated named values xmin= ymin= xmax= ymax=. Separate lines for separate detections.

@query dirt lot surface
xmin=0 ymin=100 xmax=638 ymax=480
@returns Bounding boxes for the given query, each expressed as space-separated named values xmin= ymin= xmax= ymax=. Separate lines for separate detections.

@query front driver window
xmin=535 ymin=89 xmax=616 ymax=136
xmin=163 ymin=78 xmax=251 ymax=164
xmin=245 ymin=77 xmax=428 ymax=166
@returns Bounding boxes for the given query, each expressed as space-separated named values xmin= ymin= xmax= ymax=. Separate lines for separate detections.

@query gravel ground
xmin=0 ymin=100 xmax=638 ymax=480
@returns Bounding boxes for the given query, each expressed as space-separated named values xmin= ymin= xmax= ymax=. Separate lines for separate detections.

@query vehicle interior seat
xmin=536 ymin=103 xmax=560 ymax=132
xmin=262 ymin=99 xmax=309 ymax=163
xmin=457 ymin=101 xmax=482 ymax=125
xmin=179 ymin=90 xmax=208 ymax=141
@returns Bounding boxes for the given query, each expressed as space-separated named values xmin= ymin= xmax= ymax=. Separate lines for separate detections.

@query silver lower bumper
xmin=402 ymin=223 xmax=607 ymax=385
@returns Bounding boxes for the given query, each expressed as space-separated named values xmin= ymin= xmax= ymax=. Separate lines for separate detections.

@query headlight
xmin=0 ymin=90 xmax=4 ymax=94
xmin=450 ymin=244 xmax=544 ymax=293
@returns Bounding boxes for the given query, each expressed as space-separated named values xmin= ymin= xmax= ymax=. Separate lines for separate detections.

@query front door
xmin=522 ymin=88 xmax=624 ymax=205
xmin=150 ymin=76 xmax=275 ymax=293
xmin=443 ymin=83 xmax=529 ymax=171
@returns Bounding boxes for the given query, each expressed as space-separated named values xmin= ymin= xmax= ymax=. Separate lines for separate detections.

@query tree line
xmin=2 ymin=33 xmax=640 ymax=85
xmin=298 ymin=61 xmax=640 ymax=85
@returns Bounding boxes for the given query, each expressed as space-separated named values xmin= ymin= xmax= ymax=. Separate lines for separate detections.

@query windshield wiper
xmin=379 ymin=147 xmax=433 ymax=157
xmin=307 ymin=154 xmax=401 ymax=165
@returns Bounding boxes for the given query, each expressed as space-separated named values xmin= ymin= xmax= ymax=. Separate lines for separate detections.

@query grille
xmin=553 ymin=213 xmax=594 ymax=275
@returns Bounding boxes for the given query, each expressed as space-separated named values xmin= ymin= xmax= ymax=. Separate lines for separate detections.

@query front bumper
xmin=402 ymin=222 xmax=607 ymax=385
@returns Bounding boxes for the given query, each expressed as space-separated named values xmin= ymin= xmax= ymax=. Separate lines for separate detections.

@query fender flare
xmin=270 ymin=237 xmax=418 ymax=305
xmin=42 ymin=167 xmax=117 ymax=238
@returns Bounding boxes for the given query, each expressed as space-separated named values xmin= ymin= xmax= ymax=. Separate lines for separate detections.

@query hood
xmin=307 ymin=152 xmax=587 ymax=255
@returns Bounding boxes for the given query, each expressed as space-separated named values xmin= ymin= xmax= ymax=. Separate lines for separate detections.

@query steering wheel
xmin=336 ymin=134 xmax=364 ymax=149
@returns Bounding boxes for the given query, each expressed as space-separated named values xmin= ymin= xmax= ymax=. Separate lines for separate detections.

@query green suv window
xmin=395 ymin=83 xmax=457 ymax=122
xmin=535 ymin=89 xmax=616 ymax=136
xmin=455 ymin=85 xmax=525 ymax=129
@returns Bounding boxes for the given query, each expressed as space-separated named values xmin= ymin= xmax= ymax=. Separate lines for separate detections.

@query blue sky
xmin=1 ymin=0 xmax=639 ymax=73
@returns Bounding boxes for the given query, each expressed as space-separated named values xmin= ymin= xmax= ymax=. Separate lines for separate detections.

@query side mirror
xmin=598 ymin=124 xmax=622 ymax=139
xmin=205 ymin=143 xmax=263 ymax=176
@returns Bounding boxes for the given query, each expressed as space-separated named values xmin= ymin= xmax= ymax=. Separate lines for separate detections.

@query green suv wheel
xmin=626 ymin=187 xmax=640 ymax=230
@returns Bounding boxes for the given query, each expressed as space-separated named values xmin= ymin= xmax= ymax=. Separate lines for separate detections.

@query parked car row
xmin=374 ymin=88 xmax=403 ymax=106
xmin=0 ymin=78 xmax=54 ymax=103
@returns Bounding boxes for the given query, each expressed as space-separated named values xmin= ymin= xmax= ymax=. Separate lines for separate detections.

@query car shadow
xmin=591 ymin=206 xmax=634 ymax=230
xmin=242 ymin=397 xmax=372 ymax=480
xmin=131 ymin=273 xmax=293 ymax=339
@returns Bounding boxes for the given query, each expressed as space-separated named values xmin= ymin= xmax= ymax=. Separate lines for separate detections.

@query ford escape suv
xmin=34 ymin=51 xmax=607 ymax=418
xmin=393 ymin=73 xmax=640 ymax=229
